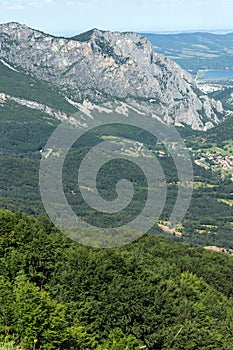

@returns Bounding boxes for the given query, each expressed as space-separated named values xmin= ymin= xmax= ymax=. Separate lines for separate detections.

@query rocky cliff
xmin=0 ymin=22 xmax=226 ymax=130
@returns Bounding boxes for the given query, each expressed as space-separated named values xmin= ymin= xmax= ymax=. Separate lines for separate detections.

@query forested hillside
xmin=1 ymin=210 xmax=233 ymax=349
xmin=141 ymin=32 xmax=233 ymax=73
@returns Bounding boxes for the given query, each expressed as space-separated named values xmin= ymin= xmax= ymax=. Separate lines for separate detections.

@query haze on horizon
xmin=1 ymin=0 xmax=233 ymax=37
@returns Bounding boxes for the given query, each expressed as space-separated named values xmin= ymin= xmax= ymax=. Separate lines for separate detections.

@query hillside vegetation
xmin=141 ymin=32 xmax=233 ymax=73
xmin=1 ymin=210 xmax=233 ymax=349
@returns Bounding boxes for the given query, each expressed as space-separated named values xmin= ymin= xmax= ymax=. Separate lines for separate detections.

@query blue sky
xmin=1 ymin=0 xmax=233 ymax=36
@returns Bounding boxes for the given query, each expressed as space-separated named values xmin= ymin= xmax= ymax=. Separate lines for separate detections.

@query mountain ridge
xmin=0 ymin=22 xmax=228 ymax=130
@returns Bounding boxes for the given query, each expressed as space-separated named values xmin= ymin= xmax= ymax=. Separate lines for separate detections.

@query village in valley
xmin=193 ymin=145 xmax=233 ymax=177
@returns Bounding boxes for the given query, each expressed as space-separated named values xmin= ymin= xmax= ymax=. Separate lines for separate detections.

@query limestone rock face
xmin=0 ymin=22 xmax=227 ymax=129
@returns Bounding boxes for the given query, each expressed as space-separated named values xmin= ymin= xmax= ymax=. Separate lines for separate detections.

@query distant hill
xmin=141 ymin=32 xmax=233 ymax=73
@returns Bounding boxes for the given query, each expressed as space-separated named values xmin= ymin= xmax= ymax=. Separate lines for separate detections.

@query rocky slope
xmin=0 ymin=92 xmax=69 ymax=122
xmin=0 ymin=22 xmax=227 ymax=130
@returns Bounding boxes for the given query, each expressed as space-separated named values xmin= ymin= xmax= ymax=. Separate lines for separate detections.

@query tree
xmin=97 ymin=329 xmax=142 ymax=350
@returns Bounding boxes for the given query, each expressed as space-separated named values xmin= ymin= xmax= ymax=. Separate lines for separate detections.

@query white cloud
xmin=5 ymin=0 xmax=110 ymax=11
xmin=4 ymin=0 xmax=54 ymax=10
xmin=6 ymin=0 xmax=25 ymax=10
xmin=138 ymin=0 xmax=233 ymax=7
xmin=66 ymin=0 xmax=112 ymax=9
xmin=29 ymin=0 xmax=54 ymax=7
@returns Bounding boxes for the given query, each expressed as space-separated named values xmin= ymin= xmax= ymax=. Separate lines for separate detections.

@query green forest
xmin=1 ymin=210 xmax=233 ymax=349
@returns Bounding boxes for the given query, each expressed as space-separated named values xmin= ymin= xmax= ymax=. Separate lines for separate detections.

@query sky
xmin=1 ymin=0 xmax=233 ymax=36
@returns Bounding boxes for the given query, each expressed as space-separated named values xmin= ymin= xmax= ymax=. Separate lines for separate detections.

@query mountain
xmin=141 ymin=32 xmax=233 ymax=73
xmin=0 ymin=22 xmax=227 ymax=130
xmin=1 ymin=24 xmax=233 ymax=349
xmin=0 ymin=22 xmax=233 ymax=249
xmin=0 ymin=44 xmax=233 ymax=249
xmin=187 ymin=88 xmax=233 ymax=146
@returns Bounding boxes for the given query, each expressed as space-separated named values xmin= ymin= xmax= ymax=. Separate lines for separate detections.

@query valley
xmin=1 ymin=21 xmax=233 ymax=349
xmin=0 ymin=25 xmax=233 ymax=248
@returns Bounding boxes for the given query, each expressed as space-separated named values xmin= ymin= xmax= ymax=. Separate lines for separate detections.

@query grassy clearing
xmin=193 ymin=182 xmax=216 ymax=189
xmin=217 ymin=198 xmax=233 ymax=206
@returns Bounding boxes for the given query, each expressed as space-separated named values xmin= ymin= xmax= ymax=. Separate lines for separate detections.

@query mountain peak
xmin=71 ymin=28 xmax=104 ymax=42
xmin=1 ymin=22 xmax=27 ymax=29
xmin=71 ymin=27 xmax=148 ymax=46
xmin=0 ymin=22 xmax=227 ymax=130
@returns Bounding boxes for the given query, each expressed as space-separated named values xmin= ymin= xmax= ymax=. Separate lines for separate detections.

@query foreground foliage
xmin=0 ymin=210 xmax=233 ymax=349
